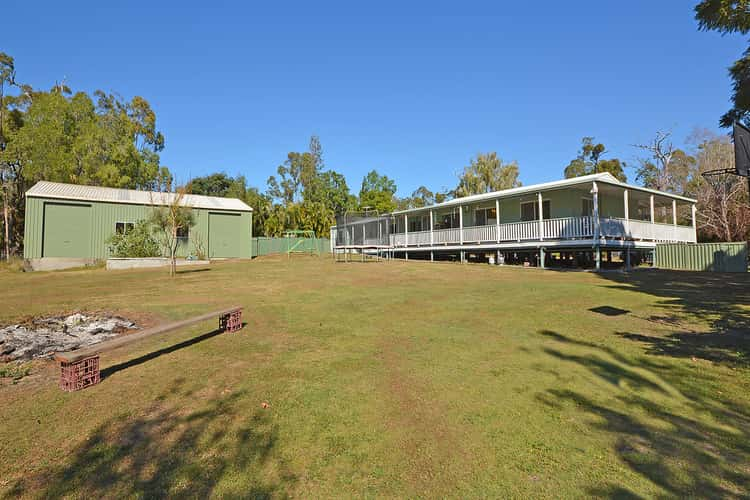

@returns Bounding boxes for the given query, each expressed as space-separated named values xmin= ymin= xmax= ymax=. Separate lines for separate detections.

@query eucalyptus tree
xmin=0 ymin=52 xmax=172 ymax=256
xmin=634 ymin=131 xmax=696 ymax=194
xmin=359 ymin=170 xmax=397 ymax=213
xmin=455 ymin=152 xmax=521 ymax=197
xmin=0 ymin=52 xmax=15 ymax=259
xmin=265 ymin=135 xmax=356 ymax=237
xmin=563 ymin=137 xmax=627 ymax=182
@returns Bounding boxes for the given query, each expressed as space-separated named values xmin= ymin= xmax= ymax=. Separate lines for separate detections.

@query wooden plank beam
xmin=55 ymin=306 xmax=242 ymax=364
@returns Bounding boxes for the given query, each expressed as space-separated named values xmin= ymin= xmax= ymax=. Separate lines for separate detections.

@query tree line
xmin=0 ymin=47 xmax=523 ymax=256
xmin=189 ymin=0 xmax=749 ymax=247
xmin=183 ymin=129 xmax=749 ymax=244
xmin=0 ymin=52 xmax=171 ymax=258
xmin=187 ymin=139 xmax=522 ymax=239
xmin=3 ymin=0 xmax=750 ymax=261
xmin=562 ymin=132 xmax=748 ymax=242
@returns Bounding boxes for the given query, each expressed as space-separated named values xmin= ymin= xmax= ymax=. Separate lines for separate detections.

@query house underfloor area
xmin=382 ymin=241 xmax=656 ymax=270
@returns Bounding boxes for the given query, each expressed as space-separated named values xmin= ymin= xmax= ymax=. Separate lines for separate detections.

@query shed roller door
xmin=209 ymin=212 xmax=242 ymax=258
xmin=43 ymin=203 xmax=92 ymax=258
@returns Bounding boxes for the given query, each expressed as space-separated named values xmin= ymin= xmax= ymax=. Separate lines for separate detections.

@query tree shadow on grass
xmin=536 ymin=329 xmax=750 ymax=498
xmin=616 ymin=329 xmax=750 ymax=368
xmin=598 ymin=270 xmax=750 ymax=368
xmin=5 ymin=380 xmax=295 ymax=498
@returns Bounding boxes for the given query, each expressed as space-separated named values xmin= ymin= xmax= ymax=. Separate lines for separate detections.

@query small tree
xmin=150 ymin=187 xmax=195 ymax=276
xmin=106 ymin=220 xmax=161 ymax=258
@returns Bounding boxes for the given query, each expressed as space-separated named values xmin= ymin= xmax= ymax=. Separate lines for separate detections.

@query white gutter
xmin=390 ymin=173 xmax=696 ymax=216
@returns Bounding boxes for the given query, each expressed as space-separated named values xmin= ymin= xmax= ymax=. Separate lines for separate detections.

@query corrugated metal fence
xmin=252 ymin=237 xmax=330 ymax=257
xmin=655 ymin=242 xmax=748 ymax=273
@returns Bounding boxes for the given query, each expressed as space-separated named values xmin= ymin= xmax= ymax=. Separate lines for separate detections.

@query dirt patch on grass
xmin=377 ymin=335 xmax=470 ymax=495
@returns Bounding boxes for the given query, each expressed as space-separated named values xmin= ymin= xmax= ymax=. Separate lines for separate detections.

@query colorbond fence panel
xmin=252 ymin=237 xmax=330 ymax=257
xmin=654 ymin=242 xmax=748 ymax=273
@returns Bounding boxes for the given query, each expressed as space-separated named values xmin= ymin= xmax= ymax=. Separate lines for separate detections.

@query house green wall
xmin=23 ymin=196 xmax=252 ymax=260
xmin=421 ymin=188 xmax=627 ymax=228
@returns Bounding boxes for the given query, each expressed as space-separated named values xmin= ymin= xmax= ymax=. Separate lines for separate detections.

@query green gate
xmin=252 ymin=237 xmax=330 ymax=257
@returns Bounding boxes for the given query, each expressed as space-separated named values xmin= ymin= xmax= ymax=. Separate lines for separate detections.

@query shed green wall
xmin=23 ymin=196 xmax=252 ymax=260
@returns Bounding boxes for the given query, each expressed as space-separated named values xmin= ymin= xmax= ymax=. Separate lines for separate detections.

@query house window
xmin=581 ymin=198 xmax=593 ymax=217
xmin=475 ymin=207 xmax=497 ymax=226
xmin=115 ymin=222 xmax=134 ymax=234
xmin=176 ymin=226 xmax=189 ymax=244
xmin=520 ymin=200 xmax=551 ymax=221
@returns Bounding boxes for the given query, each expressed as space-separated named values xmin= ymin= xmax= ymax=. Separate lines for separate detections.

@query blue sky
xmin=4 ymin=0 xmax=745 ymax=196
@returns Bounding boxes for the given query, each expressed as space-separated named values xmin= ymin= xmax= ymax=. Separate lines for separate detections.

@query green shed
xmin=24 ymin=181 xmax=253 ymax=263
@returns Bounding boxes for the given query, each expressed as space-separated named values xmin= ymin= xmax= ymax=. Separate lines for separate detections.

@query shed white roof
xmin=26 ymin=181 xmax=253 ymax=212
xmin=391 ymin=172 xmax=696 ymax=215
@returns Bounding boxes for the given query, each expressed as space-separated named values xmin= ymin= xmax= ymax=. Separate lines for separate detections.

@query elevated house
xmin=332 ymin=173 xmax=697 ymax=268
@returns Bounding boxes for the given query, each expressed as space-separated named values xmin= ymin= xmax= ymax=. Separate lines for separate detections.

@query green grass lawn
xmin=1 ymin=256 xmax=749 ymax=498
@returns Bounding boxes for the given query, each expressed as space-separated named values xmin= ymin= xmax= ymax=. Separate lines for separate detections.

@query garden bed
xmin=106 ymin=258 xmax=210 ymax=270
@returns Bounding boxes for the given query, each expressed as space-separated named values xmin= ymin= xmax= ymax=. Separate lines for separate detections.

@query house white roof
xmin=26 ymin=181 xmax=253 ymax=212
xmin=390 ymin=172 xmax=696 ymax=215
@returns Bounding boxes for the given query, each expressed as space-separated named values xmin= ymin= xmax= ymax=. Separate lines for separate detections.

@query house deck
xmin=331 ymin=173 xmax=697 ymax=268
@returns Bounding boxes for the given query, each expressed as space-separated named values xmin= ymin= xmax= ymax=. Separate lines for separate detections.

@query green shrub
xmin=106 ymin=220 xmax=162 ymax=258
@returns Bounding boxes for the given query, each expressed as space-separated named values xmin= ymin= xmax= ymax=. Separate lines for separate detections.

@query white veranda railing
xmin=381 ymin=216 xmax=695 ymax=248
